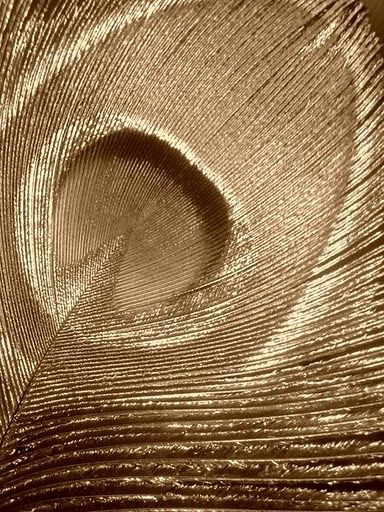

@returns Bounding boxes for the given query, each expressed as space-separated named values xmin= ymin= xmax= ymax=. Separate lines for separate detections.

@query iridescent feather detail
xmin=0 ymin=0 xmax=383 ymax=510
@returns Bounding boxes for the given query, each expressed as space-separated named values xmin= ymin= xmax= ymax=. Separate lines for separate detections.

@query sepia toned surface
xmin=365 ymin=0 xmax=384 ymax=42
xmin=0 ymin=0 xmax=383 ymax=510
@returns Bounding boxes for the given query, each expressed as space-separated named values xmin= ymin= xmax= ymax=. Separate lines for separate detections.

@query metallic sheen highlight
xmin=0 ymin=0 xmax=383 ymax=510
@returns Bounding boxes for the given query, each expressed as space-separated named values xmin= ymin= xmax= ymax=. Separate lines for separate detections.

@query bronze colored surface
xmin=364 ymin=0 xmax=384 ymax=42
xmin=0 ymin=0 xmax=383 ymax=510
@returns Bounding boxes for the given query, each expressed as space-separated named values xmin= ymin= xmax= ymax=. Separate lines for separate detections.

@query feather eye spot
xmin=54 ymin=130 xmax=231 ymax=311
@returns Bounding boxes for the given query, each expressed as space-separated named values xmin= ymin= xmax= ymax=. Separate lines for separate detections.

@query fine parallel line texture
xmin=0 ymin=0 xmax=383 ymax=510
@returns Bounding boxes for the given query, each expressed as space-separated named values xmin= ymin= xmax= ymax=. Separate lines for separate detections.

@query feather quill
xmin=0 ymin=0 xmax=383 ymax=510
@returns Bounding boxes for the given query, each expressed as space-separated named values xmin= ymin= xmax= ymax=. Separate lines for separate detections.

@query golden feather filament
xmin=0 ymin=0 xmax=383 ymax=510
